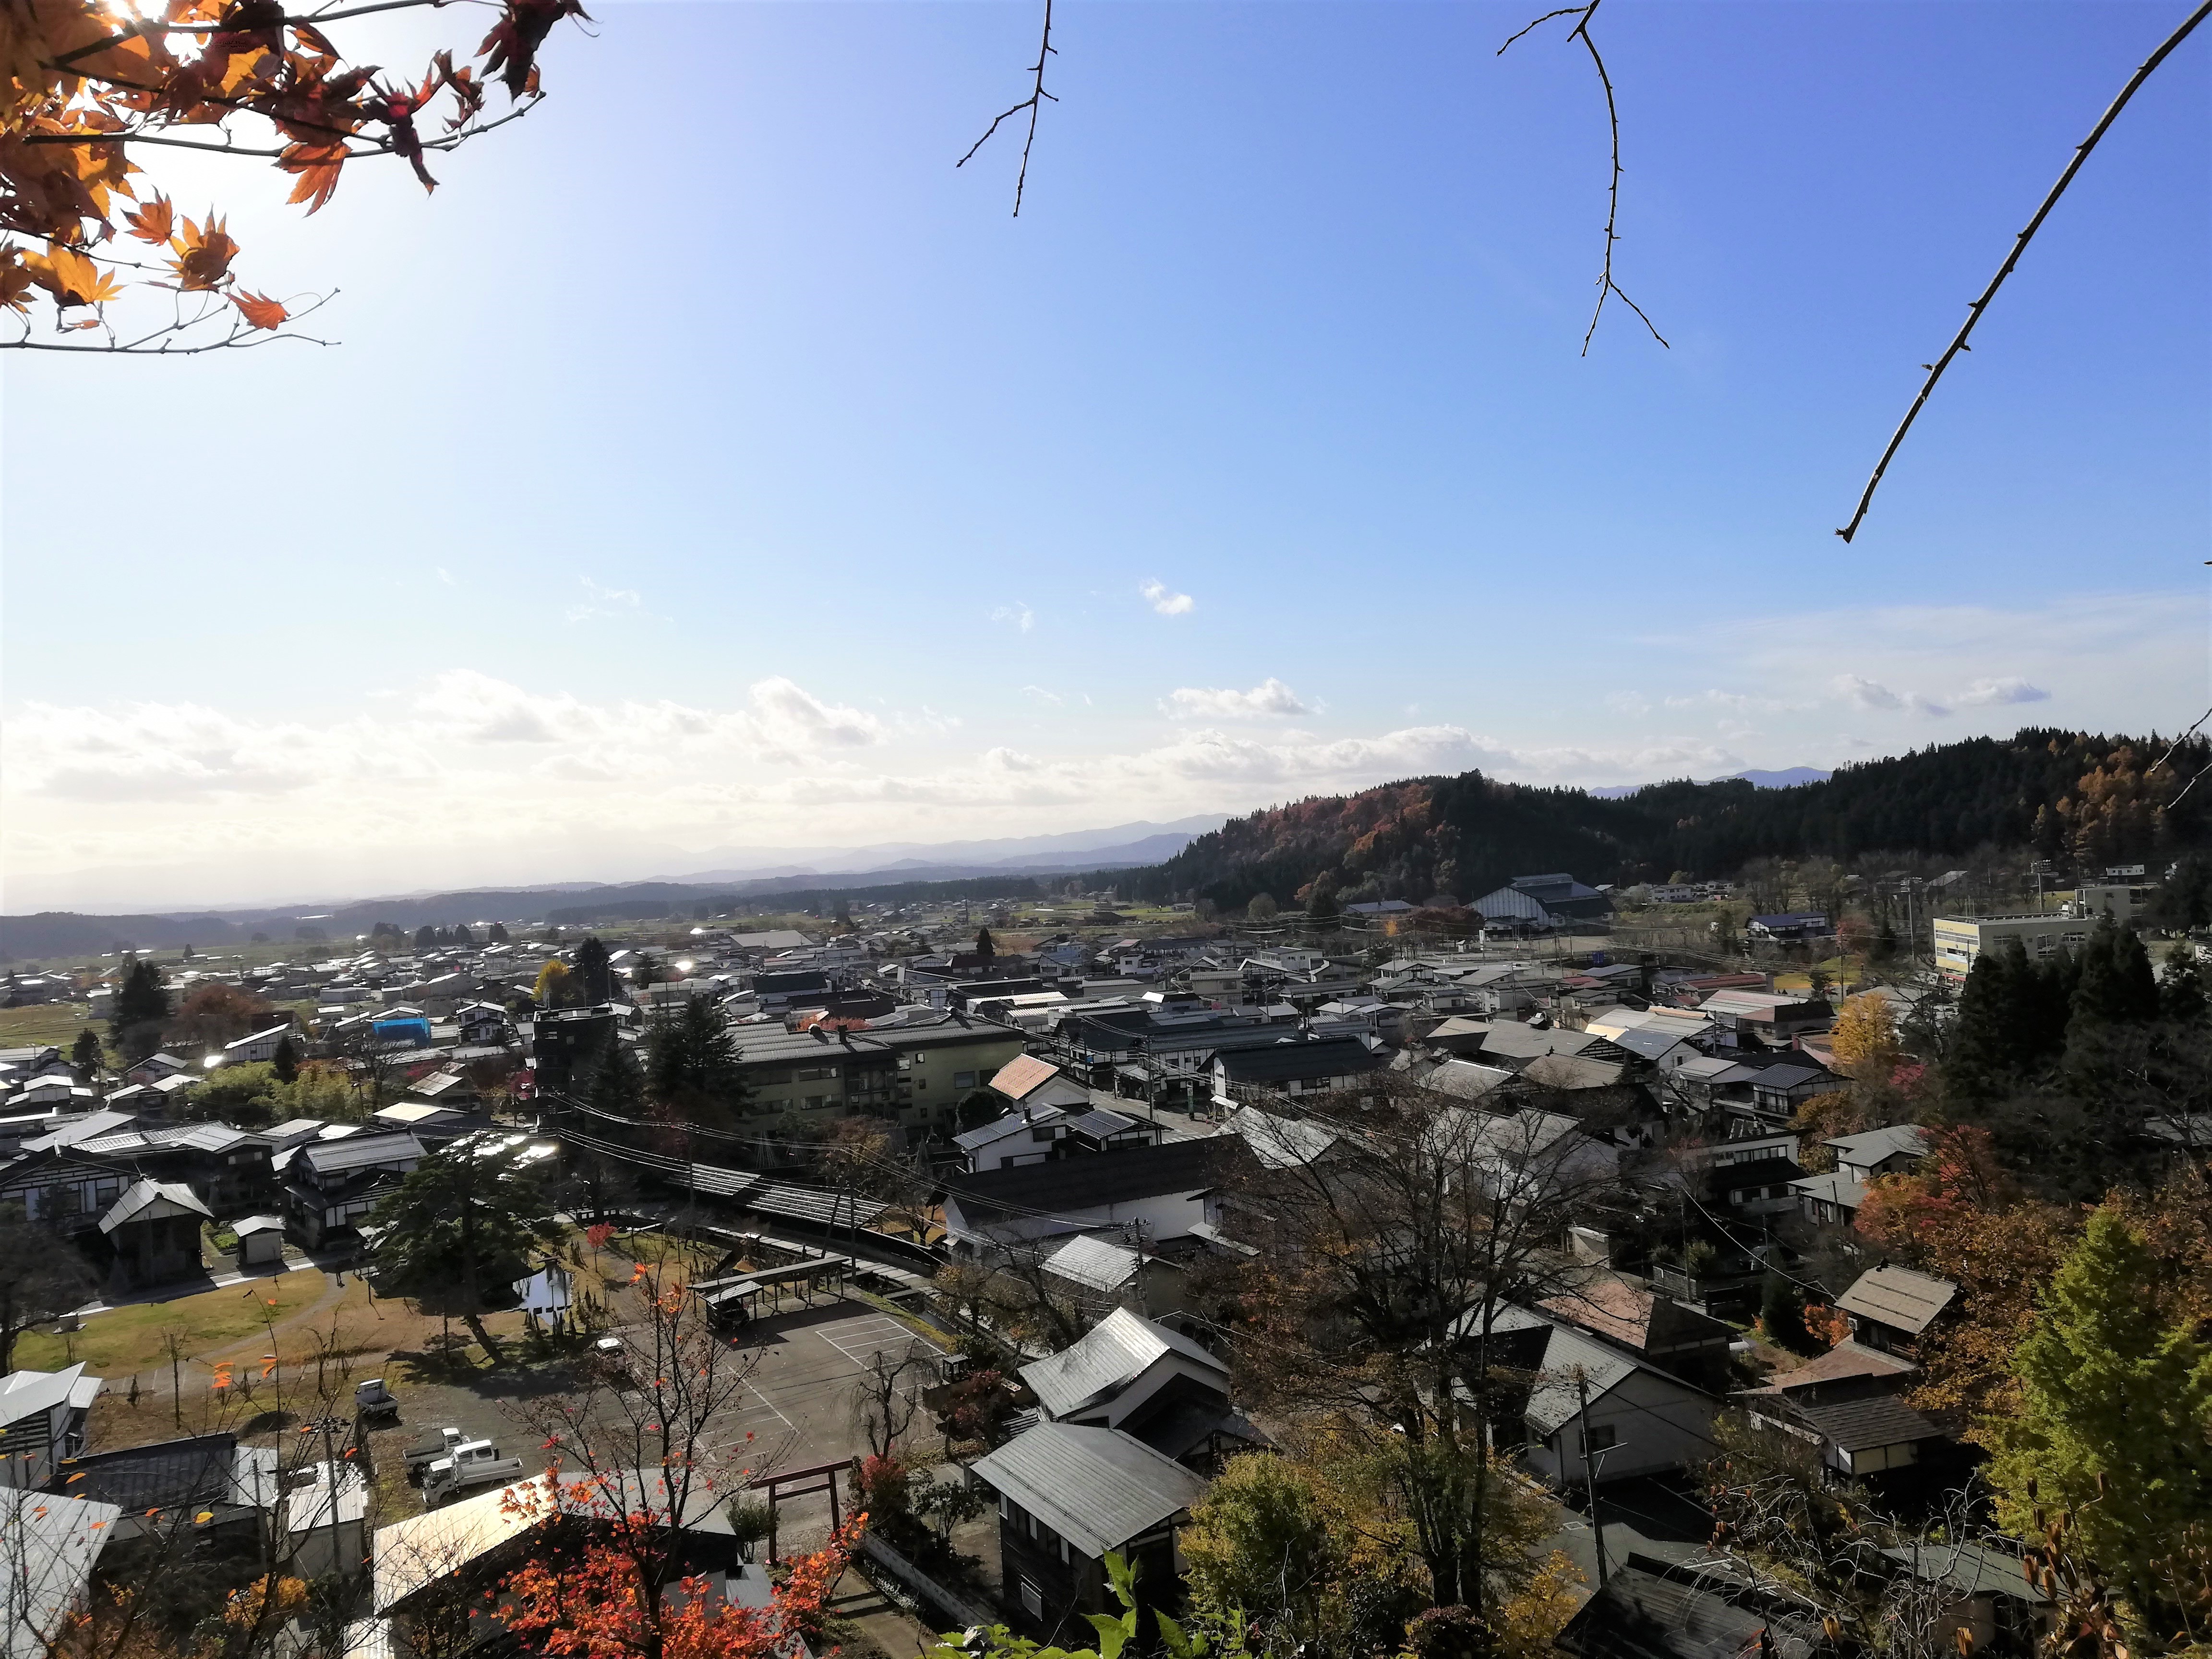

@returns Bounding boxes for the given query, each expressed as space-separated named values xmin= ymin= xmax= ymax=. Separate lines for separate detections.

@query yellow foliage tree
xmin=532 ymin=958 xmax=571 ymax=1006
xmin=1828 ymin=991 xmax=1900 ymax=1080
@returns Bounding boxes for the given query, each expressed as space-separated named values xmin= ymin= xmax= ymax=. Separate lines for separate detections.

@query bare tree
xmin=846 ymin=1338 xmax=940 ymax=1464
xmin=1227 ymin=1078 xmax=1636 ymax=1629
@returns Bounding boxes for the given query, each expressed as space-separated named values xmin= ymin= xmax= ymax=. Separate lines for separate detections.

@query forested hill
xmin=1122 ymin=729 xmax=2212 ymax=910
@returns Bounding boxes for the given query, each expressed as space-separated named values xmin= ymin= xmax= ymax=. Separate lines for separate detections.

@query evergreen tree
xmin=413 ymin=924 xmax=436 ymax=950
xmin=2160 ymin=943 xmax=2208 ymax=1026
xmin=577 ymin=1028 xmax=646 ymax=1116
xmin=271 ymin=1034 xmax=300 ymax=1083
xmin=1307 ymin=870 xmax=1341 ymax=926
xmin=1990 ymin=1210 xmax=2212 ymax=1632
xmin=1944 ymin=940 xmax=2026 ymax=1105
xmin=453 ymin=924 xmax=474 ymax=947
xmin=645 ymin=994 xmax=748 ymax=1121
xmin=69 ymin=1027 xmax=103 ymax=1078
xmin=110 ymin=960 xmax=171 ymax=1063
xmin=370 ymin=1134 xmax=561 ymax=1362
xmin=574 ymin=936 xmax=614 ymax=1003
xmin=2067 ymin=917 xmax=2160 ymax=1053
xmin=487 ymin=922 xmax=510 ymax=944
xmin=1759 ymin=1274 xmax=1811 ymax=1353
xmin=974 ymin=926 xmax=994 ymax=961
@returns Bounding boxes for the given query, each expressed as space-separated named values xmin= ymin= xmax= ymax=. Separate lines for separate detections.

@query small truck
xmin=421 ymin=1440 xmax=527 ymax=1507
xmin=353 ymin=1378 xmax=400 ymax=1428
xmin=403 ymin=1426 xmax=469 ymax=1484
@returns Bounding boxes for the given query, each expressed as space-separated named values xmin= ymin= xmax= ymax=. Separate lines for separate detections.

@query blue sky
xmin=3 ymin=0 xmax=2208 ymax=908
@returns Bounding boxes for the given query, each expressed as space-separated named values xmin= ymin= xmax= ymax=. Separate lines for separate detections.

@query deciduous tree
xmin=167 ymin=981 xmax=275 ymax=1052
xmin=1988 ymin=1209 xmax=2212 ymax=1641
xmin=1828 ymin=991 xmax=1900 ymax=1080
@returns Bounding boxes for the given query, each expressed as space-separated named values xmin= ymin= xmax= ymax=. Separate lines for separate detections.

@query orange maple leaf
xmin=231 ymin=290 xmax=286 ymax=329
xmin=278 ymin=141 xmax=348 ymax=214
xmin=124 ymin=196 xmax=176 ymax=245
xmin=170 ymin=211 xmax=239 ymax=290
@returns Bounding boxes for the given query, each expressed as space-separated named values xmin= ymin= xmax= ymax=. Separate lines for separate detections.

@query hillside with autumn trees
xmin=1124 ymin=728 xmax=2212 ymax=909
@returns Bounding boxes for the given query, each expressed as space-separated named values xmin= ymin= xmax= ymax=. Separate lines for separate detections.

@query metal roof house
xmin=1470 ymin=874 xmax=1615 ymax=930
xmin=1837 ymin=1264 xmax=1959 ymax=1359
xmin=970 ymin=1421 xmax=1212 ymax=1639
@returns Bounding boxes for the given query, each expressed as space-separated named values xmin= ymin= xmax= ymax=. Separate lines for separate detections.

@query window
xmin=1585 ymin=1424 xmax=1618 ymax=1453
xmin=1020 ymin=1579 xmax=1045 ymax=1620
xmin=916 ymin=1079 xmax=927 ymax=1091
xmin=953 ymin=1070 xmax=977 ymax=1089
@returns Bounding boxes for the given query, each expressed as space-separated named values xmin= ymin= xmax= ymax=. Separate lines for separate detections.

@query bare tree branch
xmin=958 ymin=0 xmax=1057 ymax=217
xmin=1501 ymin=0 xmax=1668 ymax=356
xmin=1835 ymin=0 xmax=2212 ymax=542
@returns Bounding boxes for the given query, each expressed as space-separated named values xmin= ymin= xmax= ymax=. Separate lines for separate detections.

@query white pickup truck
xmin=421 ymin=1440 xmax=528 ymax=1507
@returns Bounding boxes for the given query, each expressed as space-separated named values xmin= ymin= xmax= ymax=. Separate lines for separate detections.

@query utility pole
xmin=1574 ymin=1368 xmax=1610 ymax=1588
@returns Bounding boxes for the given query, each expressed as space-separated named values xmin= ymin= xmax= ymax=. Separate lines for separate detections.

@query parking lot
xmin=368 ymin=1298 xmax=949 ymax=1548
xmin=705 ymin=1306 xmax=949 ymax=1478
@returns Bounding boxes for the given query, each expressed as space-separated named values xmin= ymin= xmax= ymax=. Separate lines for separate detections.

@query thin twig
xmin=1835 ymin=0 xmax=2212 ymax=541
xmin=1500 ymin=0 xmax=1666 ymax=356
xmin=957 ymin=0 xmax=1056 ymax=217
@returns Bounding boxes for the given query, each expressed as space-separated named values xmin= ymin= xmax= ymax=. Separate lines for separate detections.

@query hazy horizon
xmin=4 ymin=1 xmax=2205 ymax=912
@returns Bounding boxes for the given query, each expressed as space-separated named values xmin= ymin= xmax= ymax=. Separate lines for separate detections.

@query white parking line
xmin=817 ymin=1318 xmax=944 ymax=1370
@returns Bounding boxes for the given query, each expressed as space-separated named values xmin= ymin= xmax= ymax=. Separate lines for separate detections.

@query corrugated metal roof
xmin=98 ymin=1178 xmax=211 ymax=1233
xmin=1 ymin=1487 xmax=121 ymax=1659
xmin=1836 ymin=1264 xmax=1957 ymax=1335
xmin=988 ymin=1055 xmax=1062 ymax=1100
xmin=1043 ymin=1235 xmax=1141 ymax=1294
xmin=1020 ymin=1306 xmax=1226 ymax=1419
xmin=968 ymin=1423 xmax=1210 ymax=1559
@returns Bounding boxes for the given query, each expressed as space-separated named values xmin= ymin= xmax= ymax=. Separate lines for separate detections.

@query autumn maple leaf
xmin=170 ymin=211 xmax=239 ymax=289
xmin=231 ymin=290 xmax=285 ymax=329
xmin=123 ymin=196 xmax=176 ymax=245
xmin=477 ymin=0 xmax=587 ymax=99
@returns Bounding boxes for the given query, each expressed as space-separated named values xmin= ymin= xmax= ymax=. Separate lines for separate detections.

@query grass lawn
xmin=15 ymin=1267 xmax=333 ymax=1376
xmin=0 ymin=1001 xmax=101 ymax=1054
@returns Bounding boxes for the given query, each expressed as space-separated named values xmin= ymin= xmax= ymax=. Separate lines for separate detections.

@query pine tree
xmin=645 ymin=994 xmax=748 ymax=1121
xmin=413 ymin=924 xmax=436 ymax=950
xmin=2161 ymin=943 xmax=2208 ymax=1026
xmin=1759 ymin=1274 xmax=1811 ymax=1353
xmin=271 ymin=1034 xmax=300 ymax=1084
xmin=1944 ymin=941 xmax=2025 ymax=1105
xmin=2068 ymin=916 xmax=2160 ymax=1053
xmin=974 ymin=927 xmax=995 ymax=961
xmin=574 ymin=936 xmax=614 ymax=1003
xmin=110 ymin=961 xmax=171 ymax=1063
xmin=578 ymin=1029 xmax=646 ymax=1116
xmin=70 ymin=1027 xmax=103 ymax=1079
xmin=1989 ymin=1210 xmax=2212 ymax=1629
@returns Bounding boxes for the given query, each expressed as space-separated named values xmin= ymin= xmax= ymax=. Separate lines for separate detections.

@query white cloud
xmin=1957 ymin=676 xmax=2051 ymax=707
xmin=1162 ymin=679 xmax=1310 ymax=720
xmin=565 ymin=576 xmax=642 ymax=624
xmin=1834 ymin=674 xmax=1902 ymax=711
xmin=990 ymin=602 xmax=1035 ymax=633
xmin=435 ymin=567 xmax=456 ymax=588
xmin=1020 ymin=685 xmax=1064 ymax=706
xmin=1832 ymin=674 xmax=1947 ymax=718
xmin=739 ymin=677 xmax=883 ymax=758
xmin=1140 ymin=579 xmax=1195 ymax=617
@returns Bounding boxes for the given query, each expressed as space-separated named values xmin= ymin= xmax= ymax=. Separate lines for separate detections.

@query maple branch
xmin=2 ymin=289 xmax=334 ymax=353
xmin=48 ymin=0 xmax=499 ymax=70
xmin=1500 ymin=0 xmax=1666 ymax=356
xmin=1834 ymin=0 xmax=2212 ymax=542
xmin=23 ymin=98 xmax=534 ymax=156
xmin=957 ymin=0 xmax=1056 ymax=216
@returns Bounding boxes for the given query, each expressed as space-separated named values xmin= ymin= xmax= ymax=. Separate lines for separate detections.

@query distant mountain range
xmin=1587 ymin=766 xmax=1831 ymax=799
xmin=0 ymin=817 xmax=1226 ymax=961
